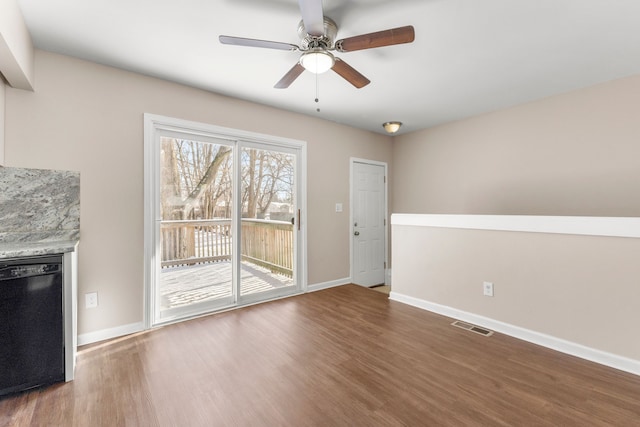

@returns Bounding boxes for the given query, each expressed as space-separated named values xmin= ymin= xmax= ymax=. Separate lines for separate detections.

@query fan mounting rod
xmin=297 ymin=17 xmax=338 ymax=51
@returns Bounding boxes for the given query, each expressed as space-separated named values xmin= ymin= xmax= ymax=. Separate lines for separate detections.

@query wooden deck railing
xmin=160 ymin=219 xmax=293 ymax=277
xmin=240 ymin=219 xmax=294 ymax=277
xmin=161 ymin=219 xmax=233 ymax=267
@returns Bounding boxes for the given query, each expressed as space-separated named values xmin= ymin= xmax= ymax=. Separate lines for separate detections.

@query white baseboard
xmin=389 ymin=291 xmax=640 ymax=377
xmin=77 ymin=281 xmax=350 ymax=346
xmin=307 ymin=277 xmax=351 ymax=292
xmin=77 ymin=321 xmax=145 ymax=346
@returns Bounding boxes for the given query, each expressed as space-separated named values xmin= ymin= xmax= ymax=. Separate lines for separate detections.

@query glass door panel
xmin=158 ymin=136 xmax=234 ymax=320
xmin=239 ymin=146 xmax=297 ymax=300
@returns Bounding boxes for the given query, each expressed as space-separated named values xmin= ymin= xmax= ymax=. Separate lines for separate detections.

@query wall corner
xmin=0 ymin=0 xmax=35 ymax=90
xmin=0 ymin=79 xmax=5 ymax=166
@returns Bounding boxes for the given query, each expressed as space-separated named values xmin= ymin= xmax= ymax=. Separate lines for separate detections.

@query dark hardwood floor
xmin=2 ymin=284 xmax=640 ymax=426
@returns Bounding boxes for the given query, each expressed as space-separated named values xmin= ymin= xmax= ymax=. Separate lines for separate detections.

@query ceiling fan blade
xmin=298 ymin=0 xmax=325 ymax=37
xmin=335 ymin=26 xmax=415 ymax=52
xmin=219 ymin=35 xmax=298 ymax=51
xmin=274 ymin=63 xmax=305 ymax=89
xmin=331 ymin=58 xmax=370 ymax=89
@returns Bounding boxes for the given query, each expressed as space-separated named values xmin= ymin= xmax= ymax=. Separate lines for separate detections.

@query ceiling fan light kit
xmin=383 ymin=121 xmax=402 ymax=134
xmin=300 ymin=49 xmax=335 ymax=74
xmin=219 ymin=0 xmax=415 ymax=90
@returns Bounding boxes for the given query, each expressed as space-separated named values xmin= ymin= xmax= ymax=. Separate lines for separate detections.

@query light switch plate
xmin=85 ymin=292 xmax=98 ymax=308
xmin=483 ymin=282 xmax=494 ymax=297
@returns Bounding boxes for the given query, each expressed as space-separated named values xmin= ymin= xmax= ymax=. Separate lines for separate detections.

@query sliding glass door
xmin=157 ymin=135 xmax=235 ymax=320
xmin=145 ymin=115 xmax=305 ymax=326
xmin=239 ymin=145 xmax=297 ymax=302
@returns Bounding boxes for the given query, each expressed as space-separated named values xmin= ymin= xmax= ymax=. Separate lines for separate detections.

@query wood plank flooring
xmin=2 ymin=284 xmax=640 ymax=426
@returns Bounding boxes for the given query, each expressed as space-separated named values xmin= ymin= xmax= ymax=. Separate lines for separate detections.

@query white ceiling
xmin=16 ymin=0 xmax=640 ymax=135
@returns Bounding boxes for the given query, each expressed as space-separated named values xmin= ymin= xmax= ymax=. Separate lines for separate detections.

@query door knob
xmin=354 ymin=231 xmax=360 ymax=236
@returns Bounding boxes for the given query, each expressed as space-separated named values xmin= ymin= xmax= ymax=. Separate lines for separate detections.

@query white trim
xmin=350 ymin=158 xmax=389 ymax=285
xmin=143 ymin=114 xmax=307 ymax=149
xmin=389 ymin=291 xmax=640 ymax=377
xmin=77 ymin=322 xmax=145 ymax=347
xmin=143 ymin=114 xmax=157 ymax=329
xmin=63 ymin=247 xmax=78 ymax=381
xmin=152 ymin=291 xmax=307 ymax=329
xmin=390 ymin=214 xmax=640 ymax=238
xmin=298 ymin=144 xmax=309 ymax=292
xmin=307 ymin=277 xmax=351 ymax=292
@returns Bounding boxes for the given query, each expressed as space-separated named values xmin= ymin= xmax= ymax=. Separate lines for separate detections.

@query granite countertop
xmin=1 ymin=166 xmax=81 ymax=260
xmin=0 ymin=240 xmax=79 ymax=259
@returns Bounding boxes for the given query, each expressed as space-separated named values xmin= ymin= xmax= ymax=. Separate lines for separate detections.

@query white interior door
xmin=351 ymin=160 xmax=387 ymax=287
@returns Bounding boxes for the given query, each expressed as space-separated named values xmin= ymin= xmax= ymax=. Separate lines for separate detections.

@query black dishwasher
xmin=0 ymin=255 xmax=65 ymax=397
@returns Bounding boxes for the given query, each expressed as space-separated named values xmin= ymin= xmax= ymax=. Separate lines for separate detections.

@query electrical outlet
xmin=335 ymin=203 xmax=343 ymax=213
xmin=483 ymin=282 xmax=494 ymax=297
xmin=85 ymin=292 xmax=98 ymax=308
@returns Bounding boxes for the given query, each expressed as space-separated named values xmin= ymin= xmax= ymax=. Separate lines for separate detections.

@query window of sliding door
xmin=144 ymin=115 xmax=306 ymax=327
xmin=238 ymin=144 xmax=297 ymax=303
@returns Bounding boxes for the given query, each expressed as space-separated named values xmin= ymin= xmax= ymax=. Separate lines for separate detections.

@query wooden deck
xmin=159 ymin=261 xmax=294 ymax=309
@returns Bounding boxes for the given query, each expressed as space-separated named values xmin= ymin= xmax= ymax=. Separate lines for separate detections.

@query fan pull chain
xmin=315 ymin=72 xmax=320 ymax=112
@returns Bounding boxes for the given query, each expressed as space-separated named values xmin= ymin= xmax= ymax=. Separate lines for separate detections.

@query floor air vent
xmin=451 ymin=320 xmax=494 ymax=337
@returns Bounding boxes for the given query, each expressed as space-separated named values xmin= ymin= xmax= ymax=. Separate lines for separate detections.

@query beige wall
xmin=390 ymin=74 xmax=640 ymax=368
xmin=392 ymin=74 xmax=640 ymax=216
xmin=5 ymin=50 xmax=392 ymax=335
xmin=392 ymin=224 xmax=640 ymax=361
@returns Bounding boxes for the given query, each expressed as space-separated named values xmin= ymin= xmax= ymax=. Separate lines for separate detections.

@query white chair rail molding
xmin=390 ymin=214 xmax=640 ymax=376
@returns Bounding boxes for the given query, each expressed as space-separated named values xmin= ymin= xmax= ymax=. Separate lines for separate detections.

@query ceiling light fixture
xmin=382 ymin=121 xmax=402 ymax=134
xmin=300 ymin=49 xmax=335 ymax=74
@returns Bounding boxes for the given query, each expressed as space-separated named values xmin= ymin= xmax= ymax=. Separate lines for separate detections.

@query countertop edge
xmin=0 ymin=240 xmax=80 ymax=259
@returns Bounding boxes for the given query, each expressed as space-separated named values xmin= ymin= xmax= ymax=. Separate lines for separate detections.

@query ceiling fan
xmin=219 ymin=0 xmax=415 ymax=89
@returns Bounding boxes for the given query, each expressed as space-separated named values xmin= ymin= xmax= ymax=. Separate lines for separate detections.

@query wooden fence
xmin=160 ymin=219 xmax=293 ymax=277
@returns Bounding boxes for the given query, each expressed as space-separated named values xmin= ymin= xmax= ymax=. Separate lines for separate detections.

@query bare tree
xmin=241 ymin=148 xmax=294 ymax=219
xmin=160 ymin=139 xmax=183 ymax=220
xmin=162 ymin=140 xmax=294 ymax=221
xmin=161 ymin=138 xmax=231 ymax=220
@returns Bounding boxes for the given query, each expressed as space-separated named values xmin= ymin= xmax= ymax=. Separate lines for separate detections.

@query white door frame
xmin=143 ymin=113 xmax=308 ymax=329
xmin=349 ymin=157 xmax=389 ymax=286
